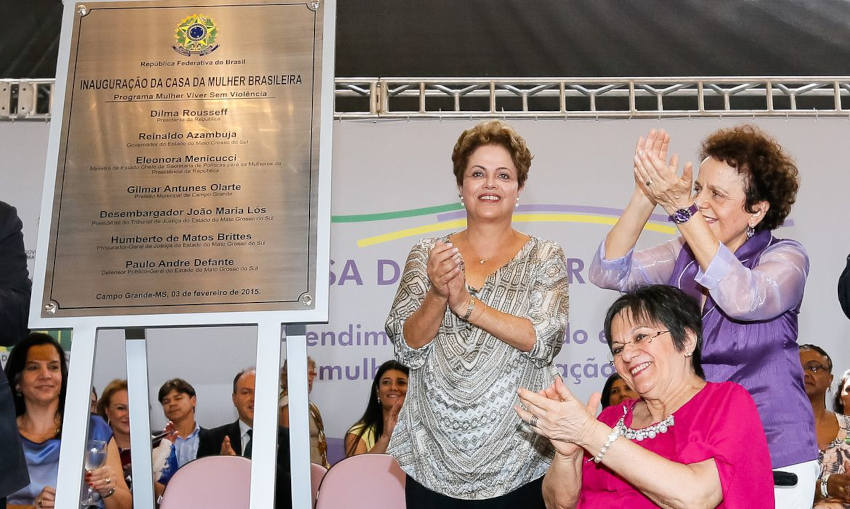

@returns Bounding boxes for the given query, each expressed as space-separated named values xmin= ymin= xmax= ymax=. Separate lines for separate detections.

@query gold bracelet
xmin=461 ymin=296 xmax=475 ymax=321
xmin=103 ymin=487 xmax=116 ymax=499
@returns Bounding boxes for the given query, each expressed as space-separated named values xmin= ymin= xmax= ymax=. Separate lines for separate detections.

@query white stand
xmin=54 ymin=323 xmax=95 ymax=509
xmin=126 ymin=328 xmax=155 ymax=509
xmin=54 ymin=322 xmax=313 ymax=509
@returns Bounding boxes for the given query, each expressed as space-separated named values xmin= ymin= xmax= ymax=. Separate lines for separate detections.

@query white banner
xmin=2 ymin=117 xmax=849 ymax=464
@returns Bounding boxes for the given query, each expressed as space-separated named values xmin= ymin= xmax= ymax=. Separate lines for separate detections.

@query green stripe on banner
xmin=332 ymin=202 xmax=463 ymax=223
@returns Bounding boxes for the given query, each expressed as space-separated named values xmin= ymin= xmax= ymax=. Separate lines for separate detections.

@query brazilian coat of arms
xmin=173 ymin=14 xmax=219 ymax=56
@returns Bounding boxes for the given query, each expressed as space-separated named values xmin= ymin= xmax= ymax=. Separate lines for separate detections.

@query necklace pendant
xmin=479 ymin=259 xmax=486 ymax=264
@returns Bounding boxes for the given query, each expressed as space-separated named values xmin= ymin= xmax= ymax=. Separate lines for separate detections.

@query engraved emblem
xmin=173 ymin=14 xmax=219 ymax=56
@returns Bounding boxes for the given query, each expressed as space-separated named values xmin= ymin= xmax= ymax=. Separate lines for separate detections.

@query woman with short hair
xmin=97 ymin=379 xmax=176 ymax=497
xmin=386 ymin=120 xmax=568 ymax=507
xmin=518 ymin=284 xmax=774 ymax=507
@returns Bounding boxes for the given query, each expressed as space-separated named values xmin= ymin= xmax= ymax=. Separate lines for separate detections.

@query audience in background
xmin=5 ymin=333 xmax=131 ymax=509
xmin=97 ymin=379 xmax=177 ymax=498
xmin=279 ymin=357 xmax=328 ymax=467
xmin=158 ymin=378 xmax=203 ymax=468
xmin=834 ymin=370 xmax=850 ymax=418
xmin=89 ymin=388 xmax=98 ymax=415
xmin=197 ymin=368 xmax=291 ymax=509
xmin=600 ymin=373 xmax=639 ymax=409
xmin=345 ymin=360 xmax=408 ymax=457
xmin=800 ymin=345 xmax=850 ymax=507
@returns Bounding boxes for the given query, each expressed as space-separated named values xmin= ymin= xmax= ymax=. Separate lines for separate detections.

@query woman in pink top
xmin=517 ymin=285 xmax=773 ymax=508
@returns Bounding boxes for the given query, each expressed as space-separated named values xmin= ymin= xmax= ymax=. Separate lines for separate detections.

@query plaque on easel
xmin=41 ymin=0 xmax=328 ymax=318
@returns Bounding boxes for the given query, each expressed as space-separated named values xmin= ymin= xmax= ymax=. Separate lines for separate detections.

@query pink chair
xmin=310 ymin=462 xmax=328 ymax=507
xmin=159 ymin=456 xmax=252 ymax=509
xmin=315 ymin=454 xmax=406 ymax=509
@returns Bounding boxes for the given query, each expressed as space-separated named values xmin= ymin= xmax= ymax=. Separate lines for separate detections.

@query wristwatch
xmin=668 ymin=203 xmax=699 ymax=224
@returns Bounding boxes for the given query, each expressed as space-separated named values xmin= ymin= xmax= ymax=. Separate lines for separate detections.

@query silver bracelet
xmin=821 ymin=473 xmax=831 ymax=499
xmin=593 ymin=424 xmax=620 ymax=464
xmin=461 ymin=296 xmax=475 ymax=321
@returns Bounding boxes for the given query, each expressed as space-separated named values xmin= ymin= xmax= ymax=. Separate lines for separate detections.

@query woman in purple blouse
xmin=589 ymin=125 xmax=817 ymax=508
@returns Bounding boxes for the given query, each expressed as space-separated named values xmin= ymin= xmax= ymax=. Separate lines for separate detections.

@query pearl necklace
xmin=615 ymin=406 xmax=674 ymax=441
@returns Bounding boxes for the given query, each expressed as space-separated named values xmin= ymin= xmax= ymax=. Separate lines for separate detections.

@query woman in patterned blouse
xmin=800 ymin=345 xmax=850 ymax=507
xmin=385 ymin=120 xmax=569 ymax=508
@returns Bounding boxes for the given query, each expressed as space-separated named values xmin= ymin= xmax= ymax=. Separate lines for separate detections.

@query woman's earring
xmin=376 ymin=394 xmax=381 ymax=405
xmin=746 ymin=225 xmax=755 ymax=238
xmin=458 ymin=194 xmax=464 ymax=204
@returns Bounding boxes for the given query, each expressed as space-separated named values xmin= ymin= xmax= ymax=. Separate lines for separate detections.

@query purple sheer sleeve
xmin=588 ymin=237 xmax=684 ymax=291
xmin=695 ymin=239 xmax=808 ymax=320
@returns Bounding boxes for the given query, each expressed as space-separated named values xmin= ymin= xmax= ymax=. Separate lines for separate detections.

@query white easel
xmin=31 ymin=1 xmax=336 ymax=507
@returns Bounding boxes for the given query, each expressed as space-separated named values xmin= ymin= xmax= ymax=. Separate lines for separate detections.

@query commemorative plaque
xmin=42 ymin=0 xmax=324 ymax=317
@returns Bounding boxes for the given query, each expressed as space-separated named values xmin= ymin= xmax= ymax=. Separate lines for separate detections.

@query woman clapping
xmin=386 ymin=120 xmax=568 ymax=507
xmin=518 ymin=285 xmax=774 ymax=507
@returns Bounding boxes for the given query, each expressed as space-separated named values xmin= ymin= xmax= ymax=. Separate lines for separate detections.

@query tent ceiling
xmin=4 ymin=0 xmax=850 ymax=79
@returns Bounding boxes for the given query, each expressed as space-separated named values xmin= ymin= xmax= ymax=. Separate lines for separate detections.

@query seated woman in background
xmin=600 ymin=373 xmax=638 ymax=409
xmin=517 ymin=285 xmax=774 ymax=507
xmin=345 ymin=360 xmax=408 ymax=457
xmin=97 ymin=379 xmax=177 ymax=498
xmin=279 ymin=357 xmax=328 ymax=467
xmin=799 ymin=345 xmax=850 ymax=507
xmin=834 ymin=370 xmax=850 ymax=418
xmin=5 ymin=333 xmax=131 ymax=509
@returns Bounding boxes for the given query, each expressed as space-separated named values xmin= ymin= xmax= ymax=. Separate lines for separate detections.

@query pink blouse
xmin=578 ymin=382 xmax=774 ymax=508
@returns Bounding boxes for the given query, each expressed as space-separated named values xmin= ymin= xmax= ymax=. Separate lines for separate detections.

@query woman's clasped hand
xmin=515 ymin=377 xmax=602 ymax=457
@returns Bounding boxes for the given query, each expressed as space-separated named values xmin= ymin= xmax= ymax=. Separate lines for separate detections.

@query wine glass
xmin=80 ymin=439 xmax=107 ymax=506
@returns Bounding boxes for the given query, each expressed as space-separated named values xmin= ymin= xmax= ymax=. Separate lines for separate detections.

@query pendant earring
xmin=459 ymin=194 xmax=464 ymax=204
xmin=746 ymin=225 xmax=755 ymax=238
xmin=376 ymin=394 xmax=381 ymax=405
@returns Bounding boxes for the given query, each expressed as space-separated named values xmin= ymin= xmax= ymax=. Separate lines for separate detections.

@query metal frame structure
xmin=6 ymin=77 xmax=850 ymax=120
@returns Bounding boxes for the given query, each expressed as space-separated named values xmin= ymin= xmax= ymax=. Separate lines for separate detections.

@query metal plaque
xmin=43 ymin=0 xmax=324 ymax=317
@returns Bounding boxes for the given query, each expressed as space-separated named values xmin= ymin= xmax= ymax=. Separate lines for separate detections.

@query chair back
xmin=315 ymin=454 xmax=405 ymax=509
xmin=159 ymin=455 xmax=252 ymax=509
xmin=310 ymin=462 xmax=328 ymax=507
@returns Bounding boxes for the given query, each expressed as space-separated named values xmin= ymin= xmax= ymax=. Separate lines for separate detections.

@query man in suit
xmin=198 ymin=368 xmax=291 ymax=508
xmin=0 ymin=201 xmax=30 ymax=509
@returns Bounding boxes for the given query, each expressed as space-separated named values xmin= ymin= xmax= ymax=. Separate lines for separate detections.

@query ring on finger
xmin=645 ymin=180 xmax=652 ymax=186
xmin=530 ymin=415 xmax=538 ymax=428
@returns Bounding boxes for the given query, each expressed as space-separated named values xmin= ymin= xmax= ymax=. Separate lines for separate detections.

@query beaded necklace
xmin=615 ymin=405 xmax=675 ymax=441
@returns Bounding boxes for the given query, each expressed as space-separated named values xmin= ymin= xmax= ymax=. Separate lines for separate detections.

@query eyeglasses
xmin=610 ymin=330 xmax=670 ymax=358
xmin=803 ymin=363 xmax=830 ymax=374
